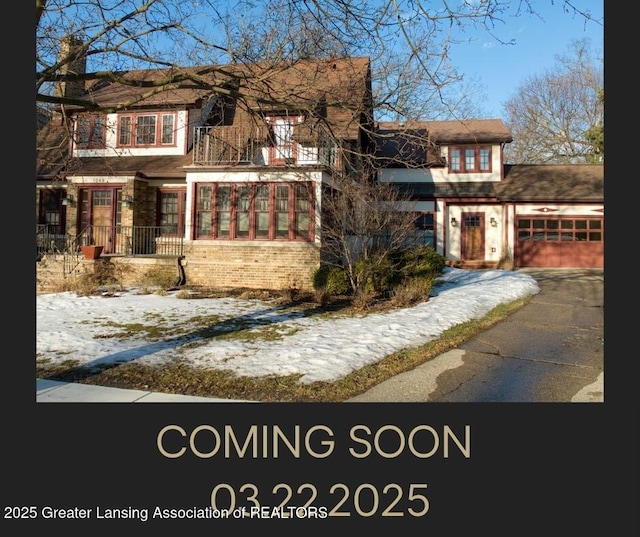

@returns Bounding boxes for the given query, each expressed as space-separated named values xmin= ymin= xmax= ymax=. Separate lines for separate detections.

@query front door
xmin=79 ymin=188 xmax=122 ymax=253
xmin=90 ymin=190 xmax=114 ymax=251
xmin=461 ymin=212 xmax=485 ymax=261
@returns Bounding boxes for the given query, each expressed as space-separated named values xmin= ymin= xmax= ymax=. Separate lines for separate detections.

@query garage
xmin=497 ymin=164 xmax=604 ymax=269
xmin=515 ymin=216 xmax=604 ymax=268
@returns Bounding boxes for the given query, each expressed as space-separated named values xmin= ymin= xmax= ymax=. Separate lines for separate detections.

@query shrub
xmin=71 ymin=260 xmax=121 ymax=295
xmin=139 ymin=266 xmax=176 ymax=288
xmin=377 ymin=245 xmax=444 ymax=302
xmin=311 ymin=265 xmax=350 ymax=296
xmin=397 ymin=245 xmax=445 ymax=279
xmin=356 ymin=256 xmax=399 ymax=293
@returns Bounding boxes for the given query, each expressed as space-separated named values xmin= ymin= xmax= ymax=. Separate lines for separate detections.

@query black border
xmin=13 ymin=2 xmax=635 ymax=533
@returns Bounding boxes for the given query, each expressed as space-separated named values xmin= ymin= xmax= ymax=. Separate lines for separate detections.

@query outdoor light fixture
xmin=450 ymin=217 xmax=457 ymax=226
xmin=490 ymin=217 xmax=497 ymax=227
xmin=62 ymin=194 xmax=74 ymax=206
xmin=122 ymin=195 xmax=133 ymax=208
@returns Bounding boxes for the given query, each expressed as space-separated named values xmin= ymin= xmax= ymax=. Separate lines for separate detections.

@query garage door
xmin=515 ymin=216 xmax=604 ymax=268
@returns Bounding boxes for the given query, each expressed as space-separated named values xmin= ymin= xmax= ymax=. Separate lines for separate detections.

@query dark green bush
xmin=311 ymin=265 xmax=350 ymax=295
xmin=396 ymin=245 xmax=445 ymax=280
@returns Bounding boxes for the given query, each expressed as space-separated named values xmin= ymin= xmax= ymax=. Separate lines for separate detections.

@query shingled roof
xmin=36 ymin=117 xmax=71 ymax=179
xmin=496 ymin=164 xmax=604 ymax=202
xmin=374 ymin=119 xmax=513 ymax=165
xmin=64 ymin=57 xmax=372 ymax=140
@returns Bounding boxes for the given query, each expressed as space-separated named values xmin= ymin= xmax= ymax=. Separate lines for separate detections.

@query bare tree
xmin=320 ymin=175 xmax=420 ymax=298
xmin=503 ymin=38 xmax=604 ymax=164
xmin=37 ymin=1 xmax=602 ymax=124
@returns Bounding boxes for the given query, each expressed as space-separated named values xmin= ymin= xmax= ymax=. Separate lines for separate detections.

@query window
xmin=254 ymin=185 xmax=270 ymax=238
xmin=448 ymin=146 xmax=492 ymax=173
xmin=119 ymin=116 xmax=132 ymax=146
xmin=76 ymin=114 xmax=106 ymax=149
xmin=413 ymin=212 xmax=435 ymax=248
xmin=268 ymin=116 xmax=302 ymax=164
xmin=195 ymin=182 xmax=314 ymax=241
xmin=161 ymin=114 xmax=175 ymax=144
xmin=136 ymin=115 xmax=156 ymax=145
xmin=158 ymin=190 xmax=186 ymax=236
xmin=517 ymin=218 xmax=603 ymax=242
xmin=118 ymin=112 xmax=176 ymax=147
xmin=295 ymin=184 xmax=311 ymax=239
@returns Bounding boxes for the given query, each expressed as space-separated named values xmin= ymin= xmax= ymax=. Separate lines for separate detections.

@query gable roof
xmin=374 ymin=119 xmax=512 ymax=165
xmin=377 ymin=119 xmax=513 ymax=144
xmin=65 ymin=57 xmax=372 ymax=139
xmin=496 ymin=164 xmax=604 ymax=202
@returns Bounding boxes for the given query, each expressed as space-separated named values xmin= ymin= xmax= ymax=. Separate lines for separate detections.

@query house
xmin=36 ymin=52 xmax=603 ymax=294
xmin=36 ymin=54 xmax=375 ymax=292
xmin=376 ymin=121 xmax=604 ymax=269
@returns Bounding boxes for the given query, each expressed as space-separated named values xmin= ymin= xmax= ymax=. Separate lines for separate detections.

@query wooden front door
xmin=79 ymin=188 xmax=122 ymax=253
xmin=90 ymin=190 xmax=114 ymax=251
xmin=461 ymin=212 xmax=485 ymax=261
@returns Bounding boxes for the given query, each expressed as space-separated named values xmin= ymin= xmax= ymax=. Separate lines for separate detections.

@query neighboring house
xmin=36 ymin=52 xmax=603 ymax=294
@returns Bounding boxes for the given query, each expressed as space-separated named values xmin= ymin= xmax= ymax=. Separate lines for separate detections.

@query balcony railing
xmin=37 ymin=225 xmax=184 ymax=258
xmin=192 ymin=124 xmax=339 ymax=172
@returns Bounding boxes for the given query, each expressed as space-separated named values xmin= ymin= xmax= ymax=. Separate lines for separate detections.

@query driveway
xmin=347 ymin=268 xmax=604 ymax=403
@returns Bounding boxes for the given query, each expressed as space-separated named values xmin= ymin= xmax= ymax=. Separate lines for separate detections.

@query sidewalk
xmin=36 ymin=378 xmax=251 ymax=403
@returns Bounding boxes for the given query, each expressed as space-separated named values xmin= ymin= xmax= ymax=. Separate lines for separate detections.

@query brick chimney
xmin=54 ymin=35 xmax=87 ymax=100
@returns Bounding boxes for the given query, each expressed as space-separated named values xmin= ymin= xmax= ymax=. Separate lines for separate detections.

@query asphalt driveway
xmin=347 ymin=268 xmax=604 ymax=403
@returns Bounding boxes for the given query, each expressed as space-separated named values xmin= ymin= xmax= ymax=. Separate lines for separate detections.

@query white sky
xmin=37 ymin=268 xmax=539 ymax=384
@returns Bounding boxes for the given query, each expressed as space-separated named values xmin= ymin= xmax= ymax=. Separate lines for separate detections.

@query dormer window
xmin=76 ymin=114 xmax=106 ymax=149
xmin=118 ymin=112 xmax=176 ymax=147
xmin=448 ymin=146 xmax=492 ymax=173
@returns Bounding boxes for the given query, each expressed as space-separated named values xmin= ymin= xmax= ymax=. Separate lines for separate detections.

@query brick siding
xmin=36 ymin=242 xmax=320 ymax=294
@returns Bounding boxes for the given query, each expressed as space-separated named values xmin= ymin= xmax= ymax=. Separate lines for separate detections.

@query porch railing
xmin=37 ymin=224 xmax=184 ymax=258
xmin=36 ymin=224 xmax=66 ymax=257
xmin=192 ymin=124 xmax=339 ymax=171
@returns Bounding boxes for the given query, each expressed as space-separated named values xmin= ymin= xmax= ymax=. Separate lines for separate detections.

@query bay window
xmin=195 ymin=182 xmax=314 ymax=241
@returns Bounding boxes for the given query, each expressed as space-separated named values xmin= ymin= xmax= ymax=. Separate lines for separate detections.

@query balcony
xmin=192 ymin=124 xmax=340 ymax=172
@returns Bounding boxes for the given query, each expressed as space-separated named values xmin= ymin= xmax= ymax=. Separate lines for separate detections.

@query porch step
xmin=445 ymin=260 xmax=499 ymax=270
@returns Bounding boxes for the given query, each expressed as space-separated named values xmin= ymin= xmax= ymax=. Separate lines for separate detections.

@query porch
xmin=36 ymin=224 xmax=184 ymax=259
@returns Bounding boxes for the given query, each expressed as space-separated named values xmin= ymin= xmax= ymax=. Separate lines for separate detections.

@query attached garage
xmin=497 ymin=164 xmax=604 ymax=269
xmin=515 ymin=215 xmax=604 ymax=268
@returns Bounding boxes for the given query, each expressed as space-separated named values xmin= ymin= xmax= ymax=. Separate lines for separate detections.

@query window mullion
xmin=269 ymin=185 xmax=275 ymax=240
xmin=249 ymin=185 xmax=255 ymax=240
xmin=289 ymin=183 xmax=295 ymax=241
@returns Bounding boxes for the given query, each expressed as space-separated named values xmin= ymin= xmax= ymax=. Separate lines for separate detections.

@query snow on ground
xmin=36 ymin=268 xmax=540 ymax=383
